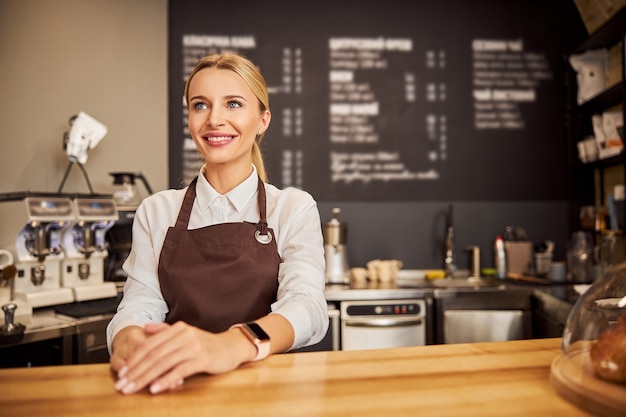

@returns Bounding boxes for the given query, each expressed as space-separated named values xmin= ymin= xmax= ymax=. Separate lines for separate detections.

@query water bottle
xmin=494 ymin=235 xmax=507 ymax=279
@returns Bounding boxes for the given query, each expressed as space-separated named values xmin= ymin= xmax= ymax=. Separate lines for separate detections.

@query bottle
xmin=494 ymin=235 xmax=507 ymax=279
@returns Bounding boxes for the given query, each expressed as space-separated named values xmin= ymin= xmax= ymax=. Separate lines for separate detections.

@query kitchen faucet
xmin=444 ymin=204 xmax=456 ymax=278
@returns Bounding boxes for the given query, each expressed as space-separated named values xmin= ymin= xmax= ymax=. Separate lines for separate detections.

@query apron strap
xmin=256 ymin=177 xmax=268 ymax=235
xmin=176 ymin=176 xmax=268 ymax=234
xmin=175 ymin=177 xmax=198 ymax=229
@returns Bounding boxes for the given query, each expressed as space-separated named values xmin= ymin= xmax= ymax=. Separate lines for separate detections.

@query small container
xmin=579 ymin=206 xmax=595 ymax=230
xmin=534 ymin=252 xmax=553 ymax=277
xmin=548 ymin=261 xmax=567 ymax=282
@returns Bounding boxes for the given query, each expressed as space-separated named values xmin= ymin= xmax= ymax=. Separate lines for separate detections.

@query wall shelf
xmin=567 ymin=7 xmax=626 ymax=235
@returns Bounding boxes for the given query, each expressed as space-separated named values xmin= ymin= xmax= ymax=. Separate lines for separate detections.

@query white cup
xmin=376 ymin=259 xmax=403 ymax=283
xmin=350 ymin=267 xmax=368 ymax=283
xmin=366 ymin=259 xmax=381 ymax=282
xmin=548 ymin=261 xmax=566 ymax=282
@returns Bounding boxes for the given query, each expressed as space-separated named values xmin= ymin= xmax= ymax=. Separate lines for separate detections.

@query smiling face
xmin=186 ymin=67 xmax=271 ymax=180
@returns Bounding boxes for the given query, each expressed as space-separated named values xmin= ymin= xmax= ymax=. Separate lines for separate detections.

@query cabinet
xmin=0 ymin=312 xmax=113 ymax=368
xmin=567 ymin=8 xmax=626 ymax=237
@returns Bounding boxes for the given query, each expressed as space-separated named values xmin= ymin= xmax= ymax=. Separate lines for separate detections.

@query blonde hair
xmin=184 ymin=53 xmax=270 ymax=182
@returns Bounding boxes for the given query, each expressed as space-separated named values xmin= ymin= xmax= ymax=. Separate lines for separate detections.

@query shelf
xmin=572 ymin=7 xmax=626 ymax=53
xmin=568 ymin=6 xmax=626 ymax=236
xmin=576 ymin=153 xmax=625 ymax=170
xmin=578 ymin=82 xmax=623 ymax=114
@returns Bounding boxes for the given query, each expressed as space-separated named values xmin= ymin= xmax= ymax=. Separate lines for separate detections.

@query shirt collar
xmin=195 ymin=164 xmax=258 ymax=212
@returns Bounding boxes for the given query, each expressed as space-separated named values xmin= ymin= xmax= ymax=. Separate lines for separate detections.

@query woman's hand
xmin=112 ymin=321 xmax=257 ymax=395
xmin=109 ymin=325 xmax=147 ymax=374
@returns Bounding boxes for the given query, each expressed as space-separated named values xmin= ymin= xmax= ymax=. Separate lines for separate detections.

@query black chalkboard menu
xmin=168 ymin=0 xmax=586 ymax=201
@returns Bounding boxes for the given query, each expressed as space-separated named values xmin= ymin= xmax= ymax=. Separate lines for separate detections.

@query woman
xmin=107 ymin=52 xmax=328 ymax=395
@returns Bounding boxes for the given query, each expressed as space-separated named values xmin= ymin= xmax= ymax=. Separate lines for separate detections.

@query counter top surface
xmin=324 ymin=276 xmax=537 ymax=301
xmin=0 ymin=338 xmax=599 ymax=417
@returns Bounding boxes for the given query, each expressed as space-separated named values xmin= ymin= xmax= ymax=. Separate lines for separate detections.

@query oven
xmin=340 ymin=299 xmax=427 ymax=350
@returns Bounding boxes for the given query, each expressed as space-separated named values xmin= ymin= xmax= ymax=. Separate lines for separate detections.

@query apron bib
xmin=158 ymin=176 xmax=280 ymax=332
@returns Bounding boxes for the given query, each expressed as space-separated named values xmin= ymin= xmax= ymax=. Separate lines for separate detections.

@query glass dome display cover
xmin=562 ymin=262 xmax=626 ymax=353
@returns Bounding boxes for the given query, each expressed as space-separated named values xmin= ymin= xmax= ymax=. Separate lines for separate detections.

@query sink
xmin=430 ymin=277 xmax=502 ymax=288
xmin=393 ymin=270 xmax=506 ymax=289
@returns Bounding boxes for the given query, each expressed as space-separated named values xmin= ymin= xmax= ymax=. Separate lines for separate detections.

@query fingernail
xmin=177 ymin=379 xmax=184 ymax=386
xmin=117 ymin=366 xmax=128 ymax=378
xmin=115 ymin=377 xmax=128 ymax=391
xmin=121 ymin=381 xmax=136 ymax=395
xmin=149 ymin=383 xmax=162 ymax=395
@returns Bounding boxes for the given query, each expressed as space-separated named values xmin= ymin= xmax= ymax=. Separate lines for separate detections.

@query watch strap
xmin=229 ymin=323 xmax=270 ymax=362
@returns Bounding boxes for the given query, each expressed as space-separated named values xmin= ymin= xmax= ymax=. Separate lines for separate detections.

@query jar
xmin=600 ymin=230 xmax=626 ymax=272
xmin=566 ymin=231 xmax=594 ymax=283
xmin=579 ymin=205 xmax=595 ymax=230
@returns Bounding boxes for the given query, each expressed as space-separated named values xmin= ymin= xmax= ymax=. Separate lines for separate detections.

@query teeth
xmin=205 ymin=136 xmax=233 ymax=142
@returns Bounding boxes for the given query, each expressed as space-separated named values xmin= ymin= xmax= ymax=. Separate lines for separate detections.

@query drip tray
xmin=54 ymin=293 xmax=122 ymax=318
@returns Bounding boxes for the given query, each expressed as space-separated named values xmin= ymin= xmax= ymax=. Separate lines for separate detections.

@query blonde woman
xmin=107 ymin=53 xmax=328 ymax=395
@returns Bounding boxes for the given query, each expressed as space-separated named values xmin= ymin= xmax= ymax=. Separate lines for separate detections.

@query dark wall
xmin=167 ymin=0 xmax=588 ymax=270
xmin=317 ymin=201 xmax=569 ymax=270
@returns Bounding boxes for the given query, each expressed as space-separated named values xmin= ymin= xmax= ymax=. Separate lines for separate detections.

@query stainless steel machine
xmin=61 ymin=197 xmax=118 ymax=301
xmin=0 ymin=194 xmax=76 ymax=322
xmin=323 ymin=208 xmax=350 ymax=284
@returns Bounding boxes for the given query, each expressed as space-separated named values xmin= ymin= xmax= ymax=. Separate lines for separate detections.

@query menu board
xmin=168 ymin=0 xmax=583 ymax=201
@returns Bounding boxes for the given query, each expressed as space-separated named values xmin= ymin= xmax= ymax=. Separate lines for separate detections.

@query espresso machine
xmin=61 ymin=197 xmax=118 ymax=301
xmin=0 ymin=194 xmax=76 ymax=320
xmin=323 ymin=208 xmax=350 ymax=284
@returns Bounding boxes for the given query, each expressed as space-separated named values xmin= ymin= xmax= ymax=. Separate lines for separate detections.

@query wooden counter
xmin=0 ymin=338 xmax=597 ymax=417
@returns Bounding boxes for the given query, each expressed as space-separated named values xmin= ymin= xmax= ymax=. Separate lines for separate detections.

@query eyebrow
xmin=225 ymin=94 xmax=248 ymax=102
xmin=188 ymin=94 xmax=248 ymax=102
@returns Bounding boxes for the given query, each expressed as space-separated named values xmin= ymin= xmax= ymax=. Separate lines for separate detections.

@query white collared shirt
xmin=106 ymin=165 xmax=328 ymax=351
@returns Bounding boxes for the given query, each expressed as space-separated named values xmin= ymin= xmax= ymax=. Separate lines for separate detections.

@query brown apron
xmin=158 ymin=176 xmax=281 ymax=333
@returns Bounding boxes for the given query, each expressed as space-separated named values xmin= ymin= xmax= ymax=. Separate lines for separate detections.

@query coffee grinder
xmin=104 ymin=172 xmax=153 ymax=289
xmin=322 ymin=208 xmax=350 ymax=284
xmin=61 ymin=197 xmax=119 ymax=301
xmin=0 ymin=195 xmax=76 ymax=319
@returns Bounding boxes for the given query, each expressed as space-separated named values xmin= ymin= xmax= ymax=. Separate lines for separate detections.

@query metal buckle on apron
xmin=255 ymin=230 xmax=272 ymax=244
xmin=255 ymin=221 xmax=272 ymax=244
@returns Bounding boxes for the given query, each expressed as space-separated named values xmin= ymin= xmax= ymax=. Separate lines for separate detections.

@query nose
xmin=205 ymin=108 xmax=224 ymax=127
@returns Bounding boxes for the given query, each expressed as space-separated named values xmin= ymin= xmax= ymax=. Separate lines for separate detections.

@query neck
xmin=202 ymin=163 xmax=253 ymax=194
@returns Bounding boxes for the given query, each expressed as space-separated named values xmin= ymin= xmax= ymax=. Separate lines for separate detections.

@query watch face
xmin=245 ymin=322 xmax=270 ymax=341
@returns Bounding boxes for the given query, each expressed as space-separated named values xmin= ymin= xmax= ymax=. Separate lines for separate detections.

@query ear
xmin=258 ymin=109 xmax=271 ymax=134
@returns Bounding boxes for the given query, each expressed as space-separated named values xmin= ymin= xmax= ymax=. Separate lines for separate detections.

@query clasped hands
xmin=110 ymin=321 xmax=256 ymax=395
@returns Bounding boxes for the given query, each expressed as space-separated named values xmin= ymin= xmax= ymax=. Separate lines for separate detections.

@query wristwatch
xmin=230 ymin=322 xmax=271 ymax=361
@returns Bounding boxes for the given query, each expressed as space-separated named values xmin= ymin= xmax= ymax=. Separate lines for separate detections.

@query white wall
xmin=0 ymin=0 xmax=168 ymax=195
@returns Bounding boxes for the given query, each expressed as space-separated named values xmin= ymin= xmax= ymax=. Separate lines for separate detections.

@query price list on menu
xmin=168 ymin=1 xmax=570 ymax=201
